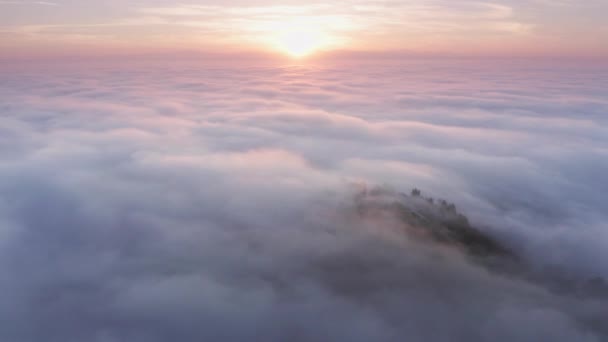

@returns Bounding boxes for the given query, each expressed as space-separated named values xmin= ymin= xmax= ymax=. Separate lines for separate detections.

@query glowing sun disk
xmin=262 ymin=19 xmax=339 ymax=58
xmin=275 ymin=30 xmax=324 ymax=57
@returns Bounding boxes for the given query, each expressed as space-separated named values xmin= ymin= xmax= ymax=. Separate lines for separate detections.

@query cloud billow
xmin=0 ymin=60 xmax=607 ymax=341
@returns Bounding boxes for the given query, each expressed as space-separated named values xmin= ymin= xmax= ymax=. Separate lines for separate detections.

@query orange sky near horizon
xmin=1 ymin=1 xmax=607 ymax=60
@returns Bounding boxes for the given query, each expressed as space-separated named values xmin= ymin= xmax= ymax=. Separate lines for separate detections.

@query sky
xmin=1 ymin=0 xmax=608 ymax=59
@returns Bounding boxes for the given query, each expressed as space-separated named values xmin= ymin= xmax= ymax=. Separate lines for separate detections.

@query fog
xmin=0 ymin=59 xmax=607 ymax=341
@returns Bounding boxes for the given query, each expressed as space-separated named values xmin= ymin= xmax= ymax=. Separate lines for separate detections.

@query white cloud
xmin=0 ymin=59 xmax=607 ymax=341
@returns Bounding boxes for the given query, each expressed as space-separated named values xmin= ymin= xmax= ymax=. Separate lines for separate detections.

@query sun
xmin=275 ymin=30 xmax=325 ymax=57
xmin=260 ymin=18 xmax=340 ymax=58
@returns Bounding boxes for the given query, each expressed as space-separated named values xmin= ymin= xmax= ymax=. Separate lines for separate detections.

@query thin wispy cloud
xmin=0 ymin=0 xmax=58 ymax=5
xmin=0 ymin=0 xmax=605 ymax=58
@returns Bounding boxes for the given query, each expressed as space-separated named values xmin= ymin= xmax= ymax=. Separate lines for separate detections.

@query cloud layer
xmin=0 ymin=59 xmax=607 ymax=341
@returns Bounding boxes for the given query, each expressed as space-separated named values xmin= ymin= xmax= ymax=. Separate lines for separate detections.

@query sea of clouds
xmin=0 ymin=59 xmax=607 ymax=341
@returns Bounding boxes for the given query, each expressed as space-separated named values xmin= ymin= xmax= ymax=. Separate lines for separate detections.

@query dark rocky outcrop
xmin=352 ymin=186 xmax=608 ymax=301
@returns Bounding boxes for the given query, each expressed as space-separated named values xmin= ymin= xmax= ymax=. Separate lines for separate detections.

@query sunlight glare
xmin=276 ymin=30 xmax=323 ymax=57
xmin=262 ymin=17 xmax=341 ymax=58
